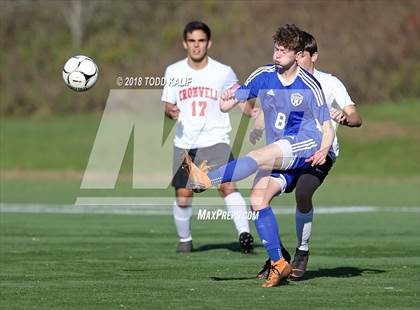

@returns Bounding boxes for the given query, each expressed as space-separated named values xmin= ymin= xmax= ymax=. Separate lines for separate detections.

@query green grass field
xmin=1 ymin=210 xmax=419 ymax=309
xmin=1 ymin=100 xmax=419 ymax=308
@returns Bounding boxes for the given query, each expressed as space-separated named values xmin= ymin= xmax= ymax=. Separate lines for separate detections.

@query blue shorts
xmin=273 ymin=135 xmax=320 ymax=170
xmin=253 ymin=155 xmax=334 ymax=195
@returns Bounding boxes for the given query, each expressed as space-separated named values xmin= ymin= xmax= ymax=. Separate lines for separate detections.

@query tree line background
xmin=1 ymin=0 xmax=419 ymax=116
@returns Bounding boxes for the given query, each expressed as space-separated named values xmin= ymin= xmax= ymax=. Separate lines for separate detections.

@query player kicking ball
xmin=182 ymin=24 xmax=335 ymax=287
xmin=162 ymin=21 xmax=254 ymax=254
xmin=252 ymin=30 xmax=363 ymax=280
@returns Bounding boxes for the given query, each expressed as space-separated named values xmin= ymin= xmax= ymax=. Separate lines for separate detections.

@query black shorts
xmin=305 ymin=154 xmax=334 ymax=182
xmin=171 ymin=143 xmax=234 ymax=189
xmin=285 ymin=154 xmax=334 ymax=193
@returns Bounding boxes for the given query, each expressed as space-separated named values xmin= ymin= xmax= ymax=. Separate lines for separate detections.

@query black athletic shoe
xmin=256 ymin=259 xmax=271 ymax=279
xmin=239 ymin=232 xmax=254 ymax=254
xmin=289 ymin=248 xmax=309 ymax=280
xmin=256 ymin=246 xmax=291 ymax=279
xmin=176 ymin=240 xmax=193 ymax=253
xmin=281 ymin=246 xmax=291 ymax=263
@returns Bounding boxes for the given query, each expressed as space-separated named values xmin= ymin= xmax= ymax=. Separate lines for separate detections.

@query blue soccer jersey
xmin=236 ymin=65 xmax=331 ymax=162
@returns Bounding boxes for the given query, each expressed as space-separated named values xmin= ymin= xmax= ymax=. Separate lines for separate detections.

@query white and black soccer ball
xmin=62 ymin=55 xmax=98 ymax=91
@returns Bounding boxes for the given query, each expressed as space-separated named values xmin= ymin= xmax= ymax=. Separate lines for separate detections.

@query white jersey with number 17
xmin=161 ymin=57 xmax=238 ymax=149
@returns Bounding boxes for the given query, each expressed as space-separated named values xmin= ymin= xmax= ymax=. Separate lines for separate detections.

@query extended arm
xmin=253 ymin=108 xmax=265 ymax=130
xmin=331 ymin=105 xmax=362 ymax=127
xmin=249 ymin=109 xmax=265 ymax=145
xmin=220 ymin=88 xmax=260 ymax=119
xmin=237 ymin=100 xmax=257 ymax=117
xmin=305 ymin=120 xmax=334 ymax=166
xmin=343 ymin=105 xmax=362 ymax=127
xmin=222 ymin=66 xmax=264 ymax=113
xmin=220 ymin=88 xmax=241 ymax=112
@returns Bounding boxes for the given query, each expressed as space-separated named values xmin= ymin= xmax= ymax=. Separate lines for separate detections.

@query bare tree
xmin=59 ymin=0 xmax=97 ymax=48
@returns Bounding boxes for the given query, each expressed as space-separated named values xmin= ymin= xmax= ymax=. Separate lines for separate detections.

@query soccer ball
xmin=62 ymin=55 xmax=98 ymax=91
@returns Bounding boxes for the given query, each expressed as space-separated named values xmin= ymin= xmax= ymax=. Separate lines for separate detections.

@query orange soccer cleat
xmin=181 ymin=151 xmax=212 ymax=193
xmin=261 ymin=257 xmax=292 ymax=288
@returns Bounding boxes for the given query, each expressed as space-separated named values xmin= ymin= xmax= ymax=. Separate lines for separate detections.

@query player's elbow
xmin=354 ymin=115 xmax=362 ymax=127
xmin=348 ymin=114 xmax=362 ymax=127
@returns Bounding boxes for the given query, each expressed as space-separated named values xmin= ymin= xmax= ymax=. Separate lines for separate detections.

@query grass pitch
xmin=1 ymin=208 xmax=419 ymax=309
xmin=1 ymin=100 xmax=419 ymax=308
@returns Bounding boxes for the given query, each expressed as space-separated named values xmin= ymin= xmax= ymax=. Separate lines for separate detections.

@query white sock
xmin=296 ymin=208 xmax=313 ymax=251
xmin=173 ymin=201 xmax=192 ymax=242
xmin=224 ymin=192 xmax=250 ymax=235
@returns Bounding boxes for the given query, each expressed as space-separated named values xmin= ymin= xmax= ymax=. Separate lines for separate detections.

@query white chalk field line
xmin=0 ymin=202 xmax=418 ymax=215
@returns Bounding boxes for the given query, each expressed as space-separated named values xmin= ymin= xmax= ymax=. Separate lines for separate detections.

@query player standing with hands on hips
xmin=161 ymin=21 xmax=254 ymax=253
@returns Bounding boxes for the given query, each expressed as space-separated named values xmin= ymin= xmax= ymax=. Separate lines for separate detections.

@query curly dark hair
xmin=273 ymin=24 xmax=303 ymax=52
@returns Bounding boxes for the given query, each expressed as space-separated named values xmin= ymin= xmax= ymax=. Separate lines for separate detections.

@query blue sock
xmin=253 ymin=206 xmax=282 ymax=262
xmin=207 ymin=156 xmax=258 ymax=185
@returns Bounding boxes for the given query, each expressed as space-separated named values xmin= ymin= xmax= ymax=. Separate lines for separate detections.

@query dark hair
xmin=273 ymin=24 xmax=303 ymax=53
xmin=183 ymin=21 xmax=211 ymax=41
xmin=300 ymin=31 xmax=318 ymax=55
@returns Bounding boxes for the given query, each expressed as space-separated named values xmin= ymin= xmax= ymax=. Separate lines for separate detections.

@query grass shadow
xmin=210 ymin=267 xmax=385 ymax=283
xmin=210 ymin=276 xmax=292 ymax=287
xmin=193 ymin=242 xmax=263 ymax=253
xmin=300 ymin=267 xmax=386 ymax=281
xmin=210 ymin=276 xmax=255 ymax=281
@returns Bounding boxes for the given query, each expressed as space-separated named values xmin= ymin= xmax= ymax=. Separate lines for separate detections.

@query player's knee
xmin=248 ymin=146 xmax=278 ymax=170
xmin=217 ymin=182 xmax=236 ymax=197
xmin=250 ymin=192 xmax=268 ymax=211
xmin=176 ymin=200 xmax=192 ymax=208
xmin=295 ymin=175 xmax=319 ymax=212
xmin=176 ymin=189 xmax=193 ymax=207
xmin=296 ymin=202 xmax=312 ymax=214
xmin=295 ymin=189 xmax=312 ymax=213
